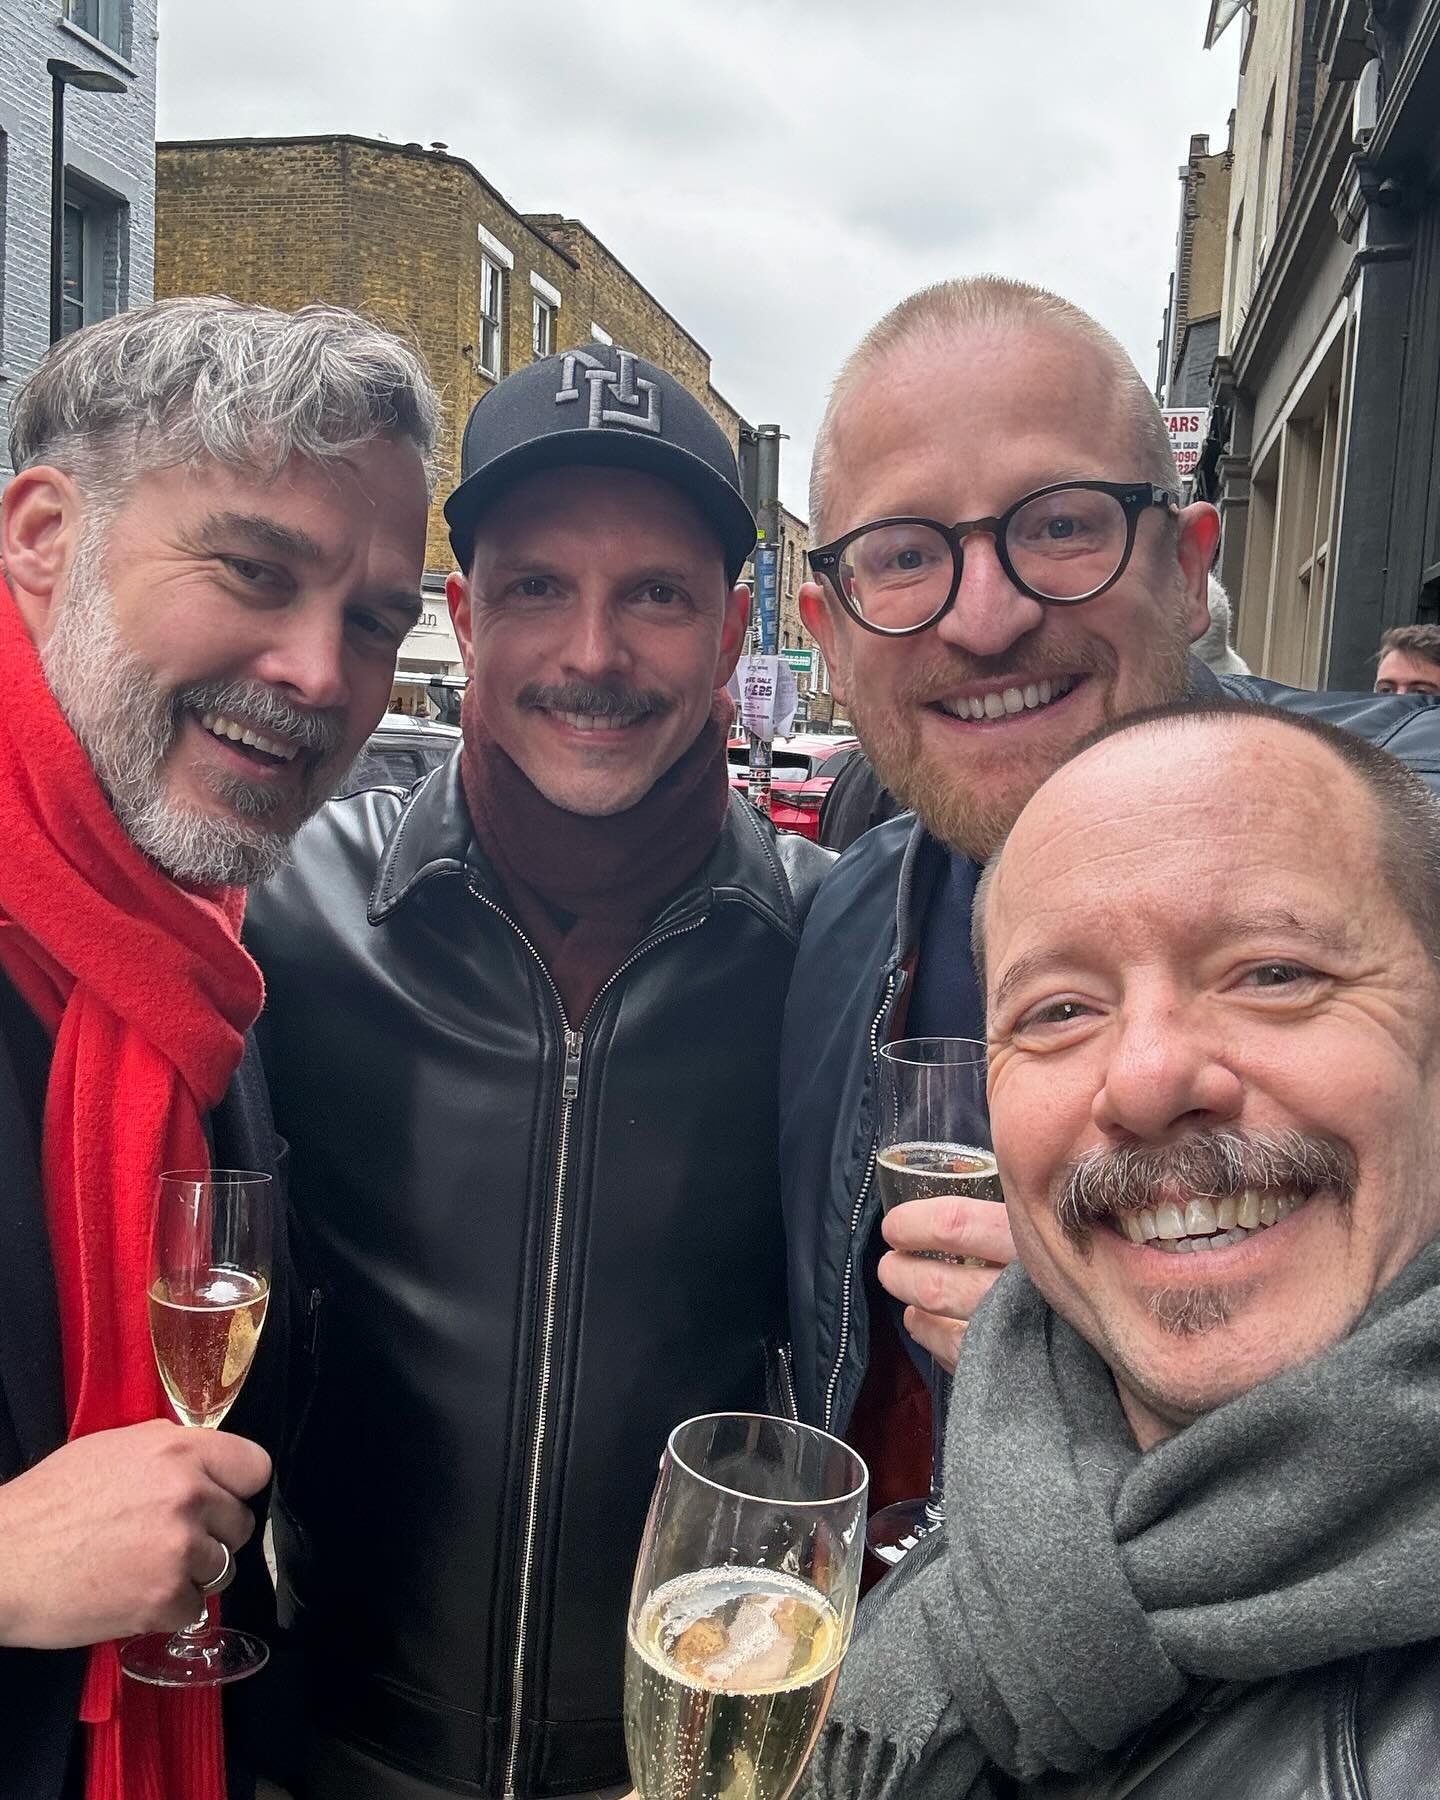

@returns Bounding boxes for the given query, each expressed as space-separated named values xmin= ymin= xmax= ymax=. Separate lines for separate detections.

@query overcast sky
xmin=158 ymin=1 xmax=1240 ymax=518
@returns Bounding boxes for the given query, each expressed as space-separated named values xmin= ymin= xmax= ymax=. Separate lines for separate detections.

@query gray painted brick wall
xmin=0 ymin=0 xmax=157 ymax=480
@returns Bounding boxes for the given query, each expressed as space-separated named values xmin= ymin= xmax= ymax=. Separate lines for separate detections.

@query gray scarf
xmin=811 ymin=1237 xmax=1440 ymax=1800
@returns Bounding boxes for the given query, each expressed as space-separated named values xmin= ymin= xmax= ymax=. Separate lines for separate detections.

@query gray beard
xmin=40 ymin=518 xmax=337 ymax=887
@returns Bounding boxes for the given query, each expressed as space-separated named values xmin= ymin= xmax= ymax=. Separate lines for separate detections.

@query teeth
xmin=1259 ymin=1192 xmax=1279 ymax=1227
xmin=938 ymin=676 xmax=1075 ymax=723
xmin=1154 ymin=1202 xmax=1186 ymax=1241
xmin=200 ymin=712 xmax=301 ymax=762
xmin=1217 ymin=1194 xmax=1238 ymax=1230
xmin=1191 ymin=1234 xmax=1213 ymax=1252
xmin=1184 ymin=1198 xmax=1218 ymax=1236
xmin=1237 ymin=1189 xmax=1261 ymax=1230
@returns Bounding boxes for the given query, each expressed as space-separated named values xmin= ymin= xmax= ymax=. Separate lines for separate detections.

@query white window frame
xmin=532 ymin=292 xmax=556 ymax=358
xmin=479 ymin=254 xmax=504 ymax=377
xmin=65 ymin=0 xmax=125 ymax=53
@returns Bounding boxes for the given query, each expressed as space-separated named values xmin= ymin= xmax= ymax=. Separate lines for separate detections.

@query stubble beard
xmin=840 ymin=600 xmax=1195 ymax=860
xmin=41 ymin=515 xmax=343 ymax=887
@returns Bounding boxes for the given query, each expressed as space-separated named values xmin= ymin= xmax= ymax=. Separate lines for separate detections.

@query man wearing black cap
xmin=245 ymin=344 xmax=829 ymax=1800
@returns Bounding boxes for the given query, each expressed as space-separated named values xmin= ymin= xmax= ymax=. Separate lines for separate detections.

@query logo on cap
xmin=555 ymin=349 xmax=662 ymax=436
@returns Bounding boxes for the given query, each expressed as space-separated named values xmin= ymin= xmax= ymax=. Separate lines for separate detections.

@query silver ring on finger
xmin=199 ymin=1541 xmax=234 ymax=1595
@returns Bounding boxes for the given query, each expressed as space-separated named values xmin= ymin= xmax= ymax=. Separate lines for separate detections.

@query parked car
xmin=725 ymin=733 xmax=861 ymax=840
xmin=336 ymin=712 xmax=462 ymax=797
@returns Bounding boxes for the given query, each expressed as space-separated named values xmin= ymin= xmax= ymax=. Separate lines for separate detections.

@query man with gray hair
xmin=780 ymin=276 xmax=1440 ymax=1533
xmin=0 ymin=295 xmax=435 ymax=1800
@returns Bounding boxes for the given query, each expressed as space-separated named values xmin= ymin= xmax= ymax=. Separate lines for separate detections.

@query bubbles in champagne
xmin=625 ymin=1567 xmax=843 ymax=1800
xmin=148 ymin=1270 xmax=269 ymax=1429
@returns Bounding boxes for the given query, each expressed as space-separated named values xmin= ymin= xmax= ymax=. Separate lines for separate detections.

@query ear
xmin=1175 ymin=502 xmax=1221 ymax=643
xmin=0 ymin=466 xmax=86 ymax=647
xmin=445 ymin=569 xmax=476 ymax=677
xmin=714 ymin=582 xmax=751 ymax=686
xmin=799 ymin=579 xmax=848 ymax=702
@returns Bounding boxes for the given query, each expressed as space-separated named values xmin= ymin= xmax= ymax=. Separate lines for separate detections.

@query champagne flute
xmin=624 ymin=1412 xmax=868 ymax=1800
xmin=120 ymin=1169 xmax=273 ymax=1687
xmin=867 ymin=1038 xmax=997 ymax=1568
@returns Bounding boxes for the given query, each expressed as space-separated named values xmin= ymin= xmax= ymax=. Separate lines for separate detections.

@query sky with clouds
xmin=158 ymin=1 xmax=1241 ymax=518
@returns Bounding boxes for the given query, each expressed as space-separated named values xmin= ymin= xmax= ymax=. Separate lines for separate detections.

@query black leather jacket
xmin=1014 ymin=1642 xmax=1440 ymax=1798
xmin=246 ymin=754 xmax=830 ymax=1798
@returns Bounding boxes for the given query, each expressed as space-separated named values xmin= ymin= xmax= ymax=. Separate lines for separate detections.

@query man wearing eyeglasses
xmin=780 ymin=276 xmax=1440 ymax=1495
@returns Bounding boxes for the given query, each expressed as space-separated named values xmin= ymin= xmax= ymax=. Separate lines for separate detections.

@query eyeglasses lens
xmin=1005 ymin=489 xmax=1128 ymax=601
xmin=839 ymin=523 xmax=954 ymax=630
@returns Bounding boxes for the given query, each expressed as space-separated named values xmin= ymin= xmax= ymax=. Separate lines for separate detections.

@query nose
xmin=1090 ymin=997 xmax=1244 ymax=1144
xmin=934 ymin=528 xmax=1047 ymax=660
xmin=250 ymin=607 xmax=351 ymax=713
xmin=560 ymin=591 xmax=632 ymax=680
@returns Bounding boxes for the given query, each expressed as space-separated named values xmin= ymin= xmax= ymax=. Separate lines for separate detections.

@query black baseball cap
xmin=444 ymin=343 xmax=757 ymax=583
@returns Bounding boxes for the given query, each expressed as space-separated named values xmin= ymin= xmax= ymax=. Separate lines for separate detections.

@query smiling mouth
xmin=196 ymin=708 xmax=303 ymax=767
xmin=930 ymin=675 xmax=1080 ymax=724
xmin=543 ymin=708 xmax=652 ymax=733
xmin=1112 ymin=1186 xmax=1309 ymax=1253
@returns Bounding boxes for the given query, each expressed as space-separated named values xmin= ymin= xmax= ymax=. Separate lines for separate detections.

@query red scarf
xmin=0 ymin=574 xmax=264 ymax=1800
xmin=460 ymin=683 xmax=732 ymax=1021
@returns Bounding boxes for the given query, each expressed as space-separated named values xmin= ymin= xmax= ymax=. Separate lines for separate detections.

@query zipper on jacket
xmin=469 ymin=877 xmax=705 ymax=1798
xmin=821 ymin=969 xmax=899 ymax=1435
xmin=778 ymin=1342 xmax=800 ymax=1422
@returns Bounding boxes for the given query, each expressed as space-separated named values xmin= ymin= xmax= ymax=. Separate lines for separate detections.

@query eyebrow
xmin=991 ymin=906 xmax=1361 ymax=1015
xmin=198 ymin=511 xmax=327 ymax=563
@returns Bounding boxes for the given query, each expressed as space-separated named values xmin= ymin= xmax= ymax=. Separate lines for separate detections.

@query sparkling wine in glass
xmin=624 ymin=1412 xmax=868 ymax=1800
xmin=120 ymin=1169 xmax=273 ymax=1688
xmin=868 ymin=1038 xmax=995 ymax=1569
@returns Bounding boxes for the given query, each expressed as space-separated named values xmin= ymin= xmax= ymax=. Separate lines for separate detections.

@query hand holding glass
xmin=869 ymin=1038 xmax=998 ymax=1567
xmin=624 ymin=1413 xmax=868 ymax=1800
xmin=120 ymin=1169 xmax=272 ymax=1687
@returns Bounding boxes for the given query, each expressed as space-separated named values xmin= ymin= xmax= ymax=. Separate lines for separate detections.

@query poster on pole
xmin=729 ymin=654 xmax=798 ymax=741
xmin=754 ymin=544 xmax=780 ymax=653
xmin=1161 ymin=408 xmax=1209 ymax=480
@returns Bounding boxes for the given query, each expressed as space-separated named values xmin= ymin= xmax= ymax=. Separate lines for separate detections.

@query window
xmin=479 ymin=255 xmax=504 ymax=377
xmin=65 ymin=0 xmax=127 ymax=55
xmin=529 ymin=271 xmax=561 ymax=359
xmin=1253 ymin=87 xmax=1276 ymax=284
xmin=60 ymin=179 xmax=126 ymax=337
xmin=532 ymin=293 xmax=555 ymax=358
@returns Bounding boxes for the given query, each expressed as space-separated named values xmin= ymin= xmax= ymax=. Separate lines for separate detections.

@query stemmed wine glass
xmin=120 ymin=1169 xmax=273 ymax=1687
xmin=623 ymin=1412 xmax=868 ymax=1800
xmin=867 ymin=1038 xmax=999 ymax=1568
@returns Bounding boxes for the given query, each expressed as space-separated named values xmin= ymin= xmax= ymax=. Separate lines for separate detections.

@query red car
xmin=726 ymin=734 xmax=861 ymax=840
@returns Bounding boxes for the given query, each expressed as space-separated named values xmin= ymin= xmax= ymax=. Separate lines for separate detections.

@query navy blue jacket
xmin=780 ymin=672 xmax=1440 ymax=1432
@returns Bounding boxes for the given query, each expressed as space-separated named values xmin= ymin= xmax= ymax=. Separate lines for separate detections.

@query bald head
xmin=982 ymin=699 xmax=1440 ymax=1446
xmin=810 ymin=276 xmax=1178 ymax=543
xmin=981 ymin=703 xmax=1440 ymax=1002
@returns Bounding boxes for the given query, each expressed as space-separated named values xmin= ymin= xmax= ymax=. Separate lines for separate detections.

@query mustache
xmin=1055 ymin=1128 xmax=1358 ymax=1244
xmin=177 ymin=678 xmax=347 ymax=760
xmin=518 ymin=680 xmax=675 ymax=721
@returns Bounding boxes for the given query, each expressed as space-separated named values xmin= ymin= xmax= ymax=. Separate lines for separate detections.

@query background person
xmin=246 ymin=343 xmax=830 ymax=1800
xmin=812 ymin=702 xmax=1440 ymax=1798
xmin=1374 ymin=622 xmax=1440 ymax=694
xmin=0 ymin=297 xmax=436 ymax=1800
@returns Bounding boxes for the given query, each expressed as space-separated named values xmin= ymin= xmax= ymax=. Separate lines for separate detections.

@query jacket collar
xmin=369 ymin=748 xmax=800 ymax=938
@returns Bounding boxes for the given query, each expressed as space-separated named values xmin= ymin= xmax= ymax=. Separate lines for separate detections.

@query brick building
xmin=154 ymin=134 xmax=824 ymax=709
xmin=0 ymin=0 xmax=158 ymax=481
xmin=1158 ymin=128 xmax=1233 ymax=410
